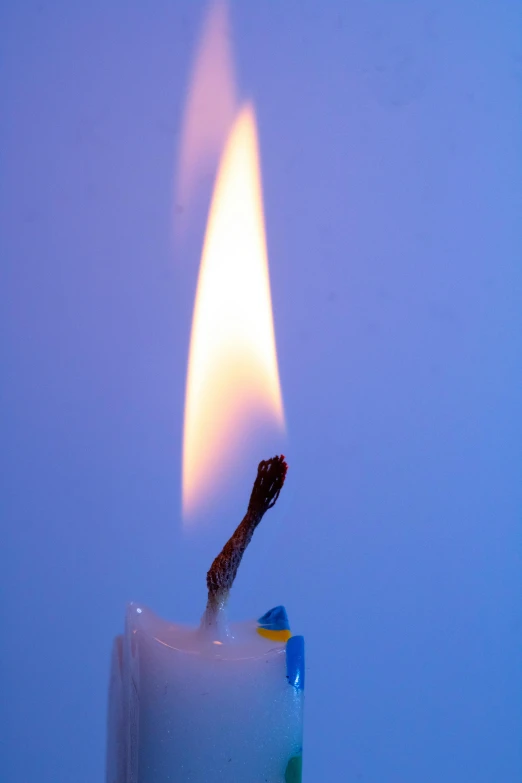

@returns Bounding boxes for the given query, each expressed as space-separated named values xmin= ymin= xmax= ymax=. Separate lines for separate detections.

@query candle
xmin=106 ymin=5 xmax=304 ymax=778
xmin=106 ymin=457 xmax=304 ymax=782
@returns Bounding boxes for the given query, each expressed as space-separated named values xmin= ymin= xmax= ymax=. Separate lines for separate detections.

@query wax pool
xmin=106 ymin=603 xmax=304 ymax=782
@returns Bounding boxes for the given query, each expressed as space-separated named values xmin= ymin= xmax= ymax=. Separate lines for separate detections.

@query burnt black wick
xmin=205 ymin=455 xmax=288 ymax=622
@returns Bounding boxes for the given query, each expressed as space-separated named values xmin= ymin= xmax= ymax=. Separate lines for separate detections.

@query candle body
xmin=106 ymin=603 xmax=304 ymax=782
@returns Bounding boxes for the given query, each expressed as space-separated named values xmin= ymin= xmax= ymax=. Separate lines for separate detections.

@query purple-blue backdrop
xmin=2 ymin=2 xmax=521 ymax=782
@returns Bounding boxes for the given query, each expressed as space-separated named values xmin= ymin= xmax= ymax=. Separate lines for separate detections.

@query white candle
xmin=106 ymin=457 xmax=305 ymax=783
xmin=107 ymin=605 xmax=304 ymax=782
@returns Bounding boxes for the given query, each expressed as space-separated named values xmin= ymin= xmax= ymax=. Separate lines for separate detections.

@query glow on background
xmin=1 ymin=2 xmax=521 ymax=783
xmin=174 ymin=0 xmax=236 ymax=231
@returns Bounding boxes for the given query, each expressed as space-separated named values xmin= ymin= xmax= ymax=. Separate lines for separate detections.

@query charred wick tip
xmin=205 ymin=455 xmax=288 ymax=621
xmin=248 ymin=454 xmax=288 ymax=517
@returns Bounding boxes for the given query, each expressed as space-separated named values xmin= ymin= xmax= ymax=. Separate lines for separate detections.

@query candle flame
xmin=182 ymin=105 xmax=285 ymax=519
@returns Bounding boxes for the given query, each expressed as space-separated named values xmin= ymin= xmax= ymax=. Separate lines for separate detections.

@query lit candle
xmin=106 ymin=457 xmax=304 ymax=783
xmin=106 ymin=6 xmax=305 ymax=777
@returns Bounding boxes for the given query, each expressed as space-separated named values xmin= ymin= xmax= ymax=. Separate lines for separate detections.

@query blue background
xmin=2 ymin=2 xmax=521 ymax=781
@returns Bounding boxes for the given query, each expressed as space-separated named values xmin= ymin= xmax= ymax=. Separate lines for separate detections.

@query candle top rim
xmin=126 ymin=602 xmax=289 ymax=661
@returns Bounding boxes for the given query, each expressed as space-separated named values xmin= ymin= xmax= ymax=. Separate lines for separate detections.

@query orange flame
xmin=182 ymin=104 xmax=285 ymax=519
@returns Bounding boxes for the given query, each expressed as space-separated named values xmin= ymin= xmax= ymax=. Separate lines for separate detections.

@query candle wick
xmin=204 ymin=455 xmax=288 ymax=625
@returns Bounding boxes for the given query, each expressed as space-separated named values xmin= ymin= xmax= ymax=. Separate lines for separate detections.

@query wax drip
xmin=204 ymin=455 xmax=288 ymax=626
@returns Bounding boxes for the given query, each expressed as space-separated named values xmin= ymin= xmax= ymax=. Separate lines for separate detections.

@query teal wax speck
xmin=285 ymin=754 xmax=303 ymax=783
